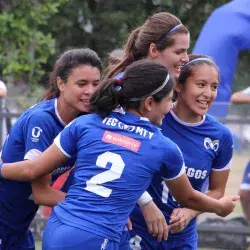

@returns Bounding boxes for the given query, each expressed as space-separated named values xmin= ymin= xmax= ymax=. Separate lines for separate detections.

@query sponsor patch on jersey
xmin=102 ymin=131 xmax=141 ymax=152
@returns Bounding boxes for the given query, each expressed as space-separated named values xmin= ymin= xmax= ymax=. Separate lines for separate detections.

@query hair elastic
xmin=115 ymin=78 xmax=123 ymax=91
xmin=181 ymin=58 xmax=214 ymax=71
xmin=156 ymin=24 xmax=183 ymax=43
xmin=128 ymin=74 xmax=170 ymax=101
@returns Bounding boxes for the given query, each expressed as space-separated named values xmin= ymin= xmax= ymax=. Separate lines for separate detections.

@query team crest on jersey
xmin=204 ymin=137 xmax=219 ymax=152
xmin=31 ymin=127 xmax=43 ymax=142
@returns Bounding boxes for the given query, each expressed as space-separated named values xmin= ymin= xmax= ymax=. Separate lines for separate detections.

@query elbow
xmin=33 ymin=194 xmax=43 ymax=205
xmin=230 ymin=94 xmax=238 ymax=103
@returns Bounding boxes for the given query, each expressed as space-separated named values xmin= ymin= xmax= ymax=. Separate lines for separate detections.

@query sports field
xmin=35 ymin=153 xmax=246 ymax=250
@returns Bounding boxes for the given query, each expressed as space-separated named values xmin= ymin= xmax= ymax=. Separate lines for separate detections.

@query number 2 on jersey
xmin=85 ymin=151 xmax=125 ymax=198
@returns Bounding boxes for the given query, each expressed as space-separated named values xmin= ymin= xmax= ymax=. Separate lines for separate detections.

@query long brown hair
xmin=107 ymin=12 xmax=188 ymax=78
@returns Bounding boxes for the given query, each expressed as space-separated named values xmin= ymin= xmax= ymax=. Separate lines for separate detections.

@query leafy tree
xmin=0 ymin=0 xmax=68 ymax=89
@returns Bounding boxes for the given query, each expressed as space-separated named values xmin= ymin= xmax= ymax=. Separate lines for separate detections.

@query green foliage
xmin=0 ymin=0 xmax=68 ymax=87
xmin=1 ymin=0 xmax=249 ymax=93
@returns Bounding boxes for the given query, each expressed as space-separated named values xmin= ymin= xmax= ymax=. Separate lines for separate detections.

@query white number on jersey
xmin=130 ymin=235 xmax=142 ymax=250
xmin=161 ymin=180 xmax=176 ymax=204
xmin=84 ymin=151 xmax=125 ymax=198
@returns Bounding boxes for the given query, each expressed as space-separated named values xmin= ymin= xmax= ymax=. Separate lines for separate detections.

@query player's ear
xmin=57 ymin=77 xmax=65 ymax=92
xmin=148 ymin=43 xmax=159 ymax=59
xmin=144 ymin=96 xmax=154 ymax=112
xmin=175 ymin=82 xmax=182 ymax=94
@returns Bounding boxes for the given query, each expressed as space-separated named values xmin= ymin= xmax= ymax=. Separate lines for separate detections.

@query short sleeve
xmin=242 ymin=87 xmax=250 ymax=96
xmin=24 ymin=112 xmax=56 ymax=160
xmin=212 ymin=126 xmax=233 ymax=171
xmin=54 ymin=119 xmax=78 ymax=158
xmin=161 ymin=138 xmax=185 ymax=180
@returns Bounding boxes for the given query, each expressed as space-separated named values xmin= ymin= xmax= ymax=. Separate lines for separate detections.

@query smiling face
xmin=146 ymin=90 xmax=174 ymax=126
xmin=58 ymin=65 xmax=101 ymax=113
xmin=176 ymin=64 xmax=219 ymax=122
xmin=153 ymin=33 xmax=190 ymax=80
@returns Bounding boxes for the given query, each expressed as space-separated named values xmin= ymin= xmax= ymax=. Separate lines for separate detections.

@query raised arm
xmin=230 ymin=87 xmax=250 ymax=104
xmin=0 ymin=143 xmax=68 ymax=181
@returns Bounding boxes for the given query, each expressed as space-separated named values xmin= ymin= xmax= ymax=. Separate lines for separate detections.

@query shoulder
xmin=22 ymin=99 xmax=57 ymax=126
xmin=206 ymin=114 xmax=233 ymax=140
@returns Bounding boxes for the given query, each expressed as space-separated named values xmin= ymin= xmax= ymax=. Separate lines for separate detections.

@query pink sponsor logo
xmin=102 ymin=131 xmax=141 ymax=152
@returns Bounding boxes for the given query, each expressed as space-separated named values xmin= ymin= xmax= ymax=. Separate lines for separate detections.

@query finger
xmin=232 ymin=195 xmax=240 ymax=201
xmin=170 ymin=208 xmax=180 ymax=219
xmin=171 ymin=226 xmax=183 ymax=234
xmin=152 ymin=221 xmax=159 ymax=237
xmin=126 ymin=218 xmax=133 ymax=231
xmin=163 ymin=222 xmax=169 ymax=241
xmin=157 ymin=221 xmax=164 ymax=242
xmin=169 ymin=215 xmax=181 ymax=224
xmin=146 ymin=221 xmax=153 ymax=235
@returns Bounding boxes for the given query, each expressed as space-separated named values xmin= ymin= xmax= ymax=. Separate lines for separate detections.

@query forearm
xmin=182 ymin=189 xmax=222 ymax=214
xmin=189 ymin=189 xmax=224 ymax=217
xmin=1 ymin=161 xmax=37 ymax=181
xmin=32 ymin=186 xmax=66 ymax=207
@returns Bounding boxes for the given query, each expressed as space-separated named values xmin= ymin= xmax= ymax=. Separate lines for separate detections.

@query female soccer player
xmin=107 ymin=12 xmax=189 ymax=81
xmin=0 ymin=60 xmax=238 ymax=250
xmin=0 ymin=48 xmax=102 ymax=250
xmin=129 ymin=54 xmax=235 ymax=250
xmin=107 ymin=13 xmax=190 ymax=244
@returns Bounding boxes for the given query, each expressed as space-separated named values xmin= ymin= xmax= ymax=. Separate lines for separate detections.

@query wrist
xmin=215 ymin=200 xmax=223 ymax=215
xmin=137 ymin=192 xmax=153 ymax=207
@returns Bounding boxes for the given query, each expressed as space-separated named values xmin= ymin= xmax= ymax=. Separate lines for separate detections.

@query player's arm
xmin=169 ymin=169 xmax=230 ymax=233
xmin=31 ymin=174 xmax=66 ymax=207
xmin=230 ymin=87 xmax=250 ymax=104
xmin=138 ymin=193 xmax=168 ymax=242
xmin=165 ymin=173 xmax=238 ymax=216
xmin=0 ymin=143 xmax=68 ymax=181
xmin=162 ymin=139 xmax=237 ymax=217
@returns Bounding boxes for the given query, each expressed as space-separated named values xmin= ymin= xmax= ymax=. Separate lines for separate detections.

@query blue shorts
xmin=240 ymin=161 xmax=250 ymax=190
xmin=42 ymin=213 xmax=119 ymax=250
xmin=130 ymin=229 xmax=198 ymax=250
xmin=119 ymin=230 xmax=131 ymax=250
xmin=0 ymin=228 xmax=35 ymax=250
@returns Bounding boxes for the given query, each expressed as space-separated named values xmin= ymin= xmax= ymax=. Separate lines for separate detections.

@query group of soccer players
xmin=0 ymin=11 xmax=240 ymax=250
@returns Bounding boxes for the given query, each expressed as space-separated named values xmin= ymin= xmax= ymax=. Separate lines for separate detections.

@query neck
xmin=57 ymin=97 xmax=80 ymax=124
xmin=126 ymin=108 xmax=145 ymax=118
xmin=173 ymin=100 xmax=204 ymax=123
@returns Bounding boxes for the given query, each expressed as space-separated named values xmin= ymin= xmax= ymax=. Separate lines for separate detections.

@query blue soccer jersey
xmin=130 ymin=109 xmax=233 ymax=241
xmin=0 ymin=98 xmax=75 ymax=234
xmin=241 ymin=161 xmax=250 ymax=190
xmin=53 ymin=111 xmax=185 ymax=242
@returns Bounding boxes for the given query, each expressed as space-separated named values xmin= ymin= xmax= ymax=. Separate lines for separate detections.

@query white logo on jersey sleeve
xmin=31 ymin=127 xmax=43 ymax=142
xmin=204 ymin=137 xmax=219 ymax=152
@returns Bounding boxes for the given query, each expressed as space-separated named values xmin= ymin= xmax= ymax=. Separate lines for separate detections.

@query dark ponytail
xmin=91 ymin=60 xmax=174 ymax=117
xmin=90 ymin=79 xmax=124 ymax=117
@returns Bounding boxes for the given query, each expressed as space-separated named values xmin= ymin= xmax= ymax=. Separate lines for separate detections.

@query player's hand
xmin=126 ymin=217 xmax=133 ymax=231
xmin=169 ymin=208 xmax=196 ymax=233
xmin=216 ymin=195 xmax=240 ymax=217
xmin=140 ymin=200 xmax=169 ymax=242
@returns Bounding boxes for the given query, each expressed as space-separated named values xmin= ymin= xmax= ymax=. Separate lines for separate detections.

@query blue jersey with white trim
xmin=0 ymin=98 xmax=75 ymax=233
xmin=131 ymin=110 xmax=233 ymax=239
xmin=53 ymin=112 xmax=185 ymax=242
xmin=241 ymin=161 xmax=250 ymax=190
